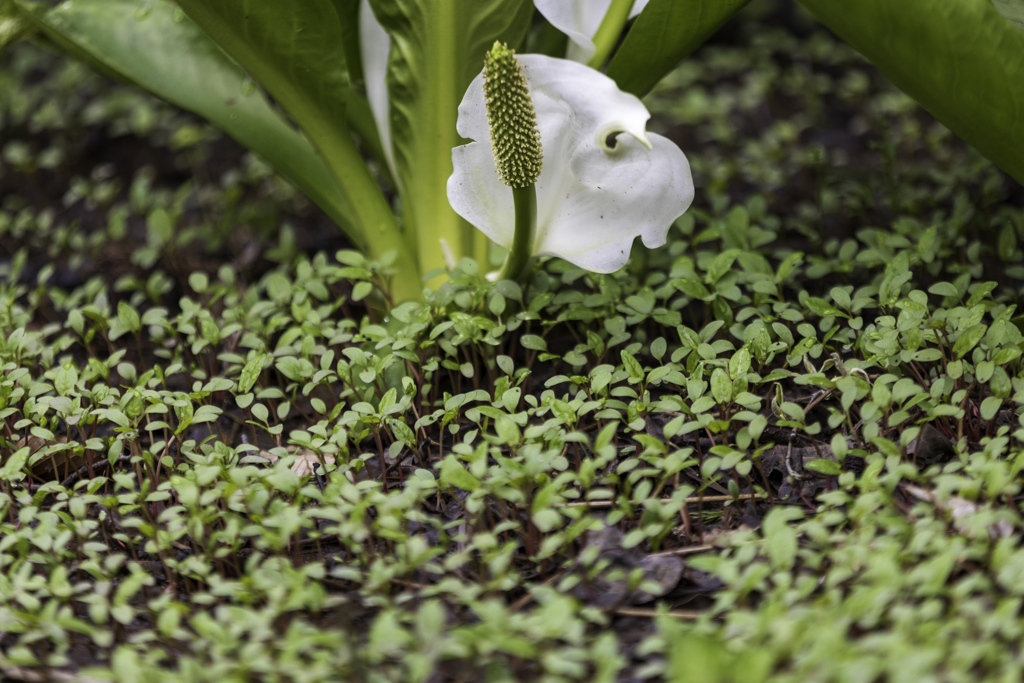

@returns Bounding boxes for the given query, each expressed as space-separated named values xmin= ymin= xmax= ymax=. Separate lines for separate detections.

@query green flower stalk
xmin=587 ymin=0 xmax=637 ymax=68
xmin=483 ymin=41 xmax=542 ymax=282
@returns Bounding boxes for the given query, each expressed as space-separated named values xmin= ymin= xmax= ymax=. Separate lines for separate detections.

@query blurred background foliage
xmin=1 ymin=1 xmax=1023 ymax=681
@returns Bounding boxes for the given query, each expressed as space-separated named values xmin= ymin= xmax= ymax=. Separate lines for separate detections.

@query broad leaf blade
xmin=606 ymin=0 xmax=752 ymax=98
xmin=176 ymin=0 xmax=421 ymax=300
xmin=174 ymin=0 xmax=349 ymax=129
xmin=15 ymin=0 xmax=360 ymax=241
xmin=798 ymin=0 xmax=1024 ymax=186
xmin=367 ymin=0 xmax=532 ymax=281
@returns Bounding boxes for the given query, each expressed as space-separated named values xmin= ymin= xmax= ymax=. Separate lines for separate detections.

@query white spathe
xmin=447 ymin=54 xmax=693 ymax=274
xmin=359 ymin=0 xmax=397 ymax=179
xmin=534 ymin=0 xmax=650 ymax=62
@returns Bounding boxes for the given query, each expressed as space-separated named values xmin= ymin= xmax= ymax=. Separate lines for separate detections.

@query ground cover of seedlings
xmin=2 ymin=3 xmax=1024 ymax=681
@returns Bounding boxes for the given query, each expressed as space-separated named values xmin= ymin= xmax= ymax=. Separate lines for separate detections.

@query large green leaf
xmin=326 ymin=0 xmax=390 ymax=180
xmin=176 ymin=0 xmax=422 ymax=300
xmin=798 ymin=0 xmax=1024 ymax=186
xmin=12 ymin=0 xmax=362 ymax=241
xmin=367 ymin=0 xmax=533 ymax=282
xmin=605 ymin=0 xmax=752 ymax=98
xmin=330 ymin=0 xmax=365 ymax=90
xmin=174 ymin=0 xmax=349 ymax=135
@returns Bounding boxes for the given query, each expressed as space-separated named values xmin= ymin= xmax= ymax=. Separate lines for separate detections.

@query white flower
xmin=534 ymin=0 xmax=650 ymax=63
xmin=359 ymin=0 xmax=397 ymax=178
xmin=447 ymin=54 xmax=693 ymax=274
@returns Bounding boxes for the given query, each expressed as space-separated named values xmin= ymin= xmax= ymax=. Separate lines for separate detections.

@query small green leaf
xmin=998 ymin=222 xmax=1019 ymax=260
xmin=277 ymin=357 xmax=314 ymax=382
xmin=621 ymin=351 xmax=645 ymax=384
xmin=775 ymin=252 xmax=804 ymax=284
xmin=980 ymin=395 xmax=1003 ymax=421
xmin=928 ymin=282 xmax=961 ymax=298
xmin=805 ymin=297 xmax=845 ymax=318
xmin=440 ymin=455 xmax=480 ymax=491
xmin=728 ymin=347 xmax=751 ymax=380
xmin=992 ymin=346 xmax=1021 ymax=365
xmin=496 ymin=355 xmax=514 ymax=375
xmin=239 ymin=354 xmax=271 ymax=394
xmin=378 ymin=388 xmax=398 ymax=414
xmin=805 ymin=459 xmax=841 ymax=476
xmin=710 ymin=368 xmax=732 ymax=405
xmin=830 ymin=287 xmax=852 ymax=309
xmin=763 ymin=506 xmax=803 ymax=571
xmin=54 ymin=363 xmax=78 ymax=396
xmin=495 ymin=279 xmax=523 ymax=302
xmin=188 ymin=272 xmax=209 ymax=294
xmin=117 ymin=301 xmax=141 ymax=334
xmin=650 ymin=337 xmax=667 ymax=361
xmin=991 ymin=366 xmax=1013 ymax=399
xmin=705 ymin=248 xmax=742 ymax=285
xmin=953 ymin=324 xmax=987 ymax=358
xmin=352 ymin=281 xmax=374 ymax=302
xmin=966 ymin=281 xmax=999 ymax=306
xmin=203 ymin=378 xmax=234 ymax=393
xmin=495 ymin=415 xmax=521 ymax=444
xmin=520 ymin=335 xmax=547 ymax=351
xmin=192 ymin=405 xmax=222 ymax=424
xmin=674 ymin=278 xmax=711 ymax=299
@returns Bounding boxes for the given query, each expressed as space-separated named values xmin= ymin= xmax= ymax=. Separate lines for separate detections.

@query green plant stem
xmin=588 ymin=0 xmax=636 ymax=69
xmin=499 ymin=184 xmax=536 ymax=282
xmin=397 ymin=1 xmax=467 ymax=288
xmin=314 ymin=123 xmax=423 ymax=304
xmin=368 ymin=0 xmax=532 ymax=287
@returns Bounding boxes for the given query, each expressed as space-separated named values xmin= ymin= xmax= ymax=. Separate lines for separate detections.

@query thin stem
xmin=588 ymin=0 xmax=637 ymax=70
xmin=315 ymin=125 xmax=423 ymax=304
xmin=498 ymin=185 xmax=537 ymax=282
xmin=403 ymin=1 xmax=472 ymax=288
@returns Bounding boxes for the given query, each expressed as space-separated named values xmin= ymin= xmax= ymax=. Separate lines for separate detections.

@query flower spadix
xmin=478 ymin=42 xmax=543 ymax=282
xmin=447 ymin=53 xmax=693 ymax=274
xmin=483 ymin=42 xmax=543 ymax=188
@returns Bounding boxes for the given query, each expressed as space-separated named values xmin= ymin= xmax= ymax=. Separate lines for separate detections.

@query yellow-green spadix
xmin=482 ymin=42 xmax=543 ymax=188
